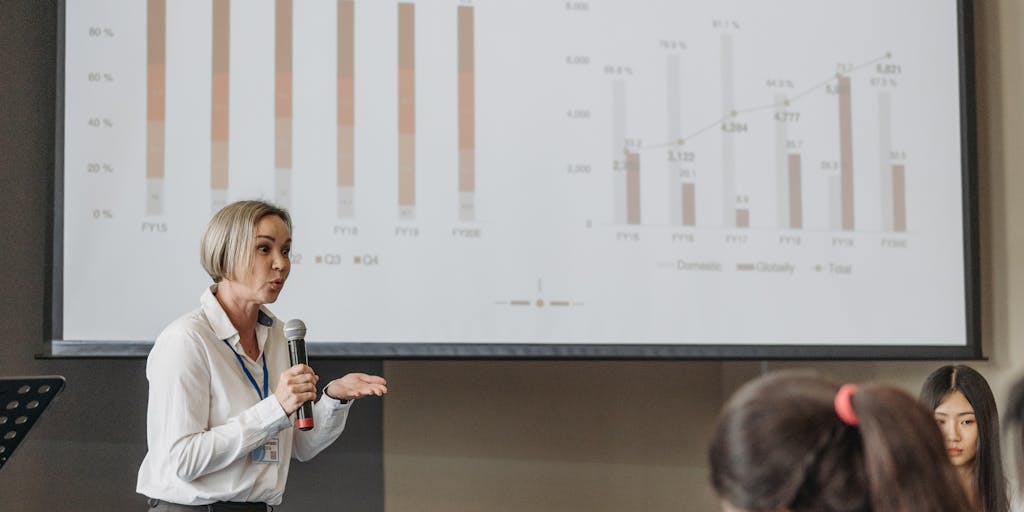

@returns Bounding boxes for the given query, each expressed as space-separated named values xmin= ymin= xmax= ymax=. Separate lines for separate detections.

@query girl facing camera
xmin=920 ymin=365 xmax=1009 ymax=512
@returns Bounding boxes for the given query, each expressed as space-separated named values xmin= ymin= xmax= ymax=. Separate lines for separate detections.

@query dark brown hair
xmin=920 ymin=365 xmax=1008 ymax=512
xmin=710 ymin=370 xmax=970 ymax=512
xmin=1001 ymin=376 xmax=1024 ymax=503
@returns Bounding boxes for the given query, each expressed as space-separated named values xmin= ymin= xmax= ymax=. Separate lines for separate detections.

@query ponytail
xmin=855 ymin=385 xmax=971 ymax=512
xmin=710 ymin=371 xmax=971 ymax=512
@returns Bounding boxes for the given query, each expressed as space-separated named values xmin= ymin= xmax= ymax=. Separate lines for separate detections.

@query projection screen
xmin=52 ymin=0 xmax=980 ymax=358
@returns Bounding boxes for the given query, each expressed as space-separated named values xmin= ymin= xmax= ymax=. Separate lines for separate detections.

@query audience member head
xmin=709 ymin=369 xmax=969 ymax=512
xmin=920 ymin=365 xmax=1007 ymax=512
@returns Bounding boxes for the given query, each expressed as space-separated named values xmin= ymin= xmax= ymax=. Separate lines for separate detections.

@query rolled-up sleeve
xmin=291 ymin=385 xmax=353 ymax=462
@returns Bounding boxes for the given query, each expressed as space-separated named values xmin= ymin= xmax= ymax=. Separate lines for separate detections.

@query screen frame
xmin=46 ymin=0 xmax=982 ymax=360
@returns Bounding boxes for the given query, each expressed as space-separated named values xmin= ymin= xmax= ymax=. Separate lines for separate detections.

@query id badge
xmin=252 ymin=437 xmax=280 ymax=463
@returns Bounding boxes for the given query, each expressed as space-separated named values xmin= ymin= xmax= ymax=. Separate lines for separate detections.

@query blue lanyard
xmin=222 ymin=339 xmax=269 ymax=400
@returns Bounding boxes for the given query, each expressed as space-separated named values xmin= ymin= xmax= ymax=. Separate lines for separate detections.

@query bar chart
xmin=211 ymin=0 xmax=229 ymax=211
xmin=145 ymin=0 xmax=165 ymax=216
xmin=120 ymin=1 xmax=918 ymax=235
xmin=139 ymin=0 xmax=474 ymax=221
xmin=62 ymin=0 xmax=968 ymax=347
xmin=603 ymin=42 xmax=907 ymax=234
xmin=337 ymin=0 xmax=355 ymax=218
xmin=275 ymin=0 xmax=293 ymax=208
xmin=397 ymin=3 xmax=416 ymax=220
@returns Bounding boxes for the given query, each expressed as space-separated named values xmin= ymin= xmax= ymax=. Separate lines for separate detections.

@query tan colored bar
xmin=398 ymin=77 xmax=415 ymax=134
xmin=787 ymin=153 xmax=802 ymax=229
xmin=893 ymin=164 xmax=906 ymax=232
xmin=147 ymin=0 xmax=165 ymax=180
xmin=399 ymin=133 xmax=415 ymax=207
xmin=338 ymin=126 xmax=354 ymax=187
xmin=682 ymin=183 xmax=695 ymax=226
xmin=211 ymin=0 xmax=230 ymax=192
xmin=211 ymin=141 xmax=229 ymax=189
xmin=838 ymin=75 xmax=854 ymax=230
xmin=275 ymin=119 xmax=291 ymax=169
xmin=735 ymin=208 xmax=749 ymax=228
xmin=146 ymin=92 xmax=165 ymax=180
xmin=458 ymin=6 xmax=474 ymax=194
xmin=626 ymin=151 xmax=641 ymax=225
xmin=338 ymin=0 xmax=354 ymax=189
xmin=275 ymin=0 xmax=292 ymax=169
xmin=147 ymin=122 xmax=165 ymax=178
xmin=398 ymin=4 xmax=415 ymax=209
xmin=459 ymin=150 xmax=474 ymax=191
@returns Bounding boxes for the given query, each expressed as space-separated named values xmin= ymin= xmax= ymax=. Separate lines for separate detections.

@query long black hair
xmin=920 ymin=365 xmax=1008 ymax=512
xmin=1005 ymin=376 xmax=1024 ymax=501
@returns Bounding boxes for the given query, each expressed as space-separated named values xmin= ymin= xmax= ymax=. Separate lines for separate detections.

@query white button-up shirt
xmin=137 ymin=286 xmax=352 ymax=506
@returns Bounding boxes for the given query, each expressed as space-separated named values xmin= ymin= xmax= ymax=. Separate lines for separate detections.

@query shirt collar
xmin=201 ymin=285 xmax=278 ymax=346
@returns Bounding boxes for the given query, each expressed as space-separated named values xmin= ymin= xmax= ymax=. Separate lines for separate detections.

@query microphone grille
xmin=283 ymin=319 xmax=306 ymax=340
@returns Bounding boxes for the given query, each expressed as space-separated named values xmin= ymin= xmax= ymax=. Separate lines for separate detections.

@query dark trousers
xmin=146 ymin=498 xmax=272 ymax=512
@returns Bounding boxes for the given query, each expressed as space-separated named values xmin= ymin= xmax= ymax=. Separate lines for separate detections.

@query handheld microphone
xmin=283 ymin=319 xmax=314 ymax=431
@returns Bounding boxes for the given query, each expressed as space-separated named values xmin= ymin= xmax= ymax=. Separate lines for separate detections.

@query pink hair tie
xmin=834 ymin=384 xmax=859 ymax=426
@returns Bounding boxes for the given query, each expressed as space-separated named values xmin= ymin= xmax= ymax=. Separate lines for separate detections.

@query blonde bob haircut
xmin=200 ymin=200 xmax=292 ymax=283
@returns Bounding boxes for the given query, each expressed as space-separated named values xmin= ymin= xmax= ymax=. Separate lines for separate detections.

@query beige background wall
xmin=382 ymin=2 xmax=1024 ymax=510
xmin=0 ymin=2 xmax=1016 ymax=511
xmin=384 ymin=362 xmax=723 ymax=510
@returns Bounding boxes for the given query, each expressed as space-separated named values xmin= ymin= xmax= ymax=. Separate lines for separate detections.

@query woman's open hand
xmin=324 ymin=373 xmax=388 ymax=401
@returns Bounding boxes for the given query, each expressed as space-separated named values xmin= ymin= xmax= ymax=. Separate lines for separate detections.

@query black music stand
xmin=0 ymin=376 xmax=65 ymax=471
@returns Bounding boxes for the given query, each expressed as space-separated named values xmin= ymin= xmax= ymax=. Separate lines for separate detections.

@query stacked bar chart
xmin=337 ymin=0 xmax=355 ymax=218
xmin=719 ymin=33 xmax=738 ymax=228
xmin=397 ymin=3 xmax=416 ymax=220
xmin=838 ymin=75 xmax=854 ymax=231
xmin=879 ymin=92 xmax=893 ymax=232
xmin=210 ymin=0 xmax=230 ymax=212
xmin=457 ymin=6 xmax=475 ymax=221
xmin=608 ymin=40 xmax=913 ymax=235
xmin=275 ymin=0 xmax=293 ymax=208
xmin=878 ymin=91 xmax=908 ymax=233
xmin=139 ymin=1 xmax=478 ymax=222
xmin=145 ymin=0 xmax=165 ymax=216
xmin=666 ymin=54 xmax=684 ymax=226
xmin=68 ymin=1 xmax=940 ymax=240
xmin=772 ymin=91 xmax=804 ymax=231
xmin=611 ymin=77 xmax=646 ymax=227
xmin=62 ymin=0 xmax=969 ymax=350
xmin=611 ymin=80 xmax=627 ymax=224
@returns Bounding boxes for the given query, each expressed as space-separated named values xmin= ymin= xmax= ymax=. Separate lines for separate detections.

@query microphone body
xmin=283 ymin=319 xmax=314 ymax=431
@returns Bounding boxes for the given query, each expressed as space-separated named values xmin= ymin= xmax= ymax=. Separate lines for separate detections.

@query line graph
xmin=603 ymin=42 xmax=905 ymax=232
xmin=62 ymin=0 xmax=967 ymax=349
